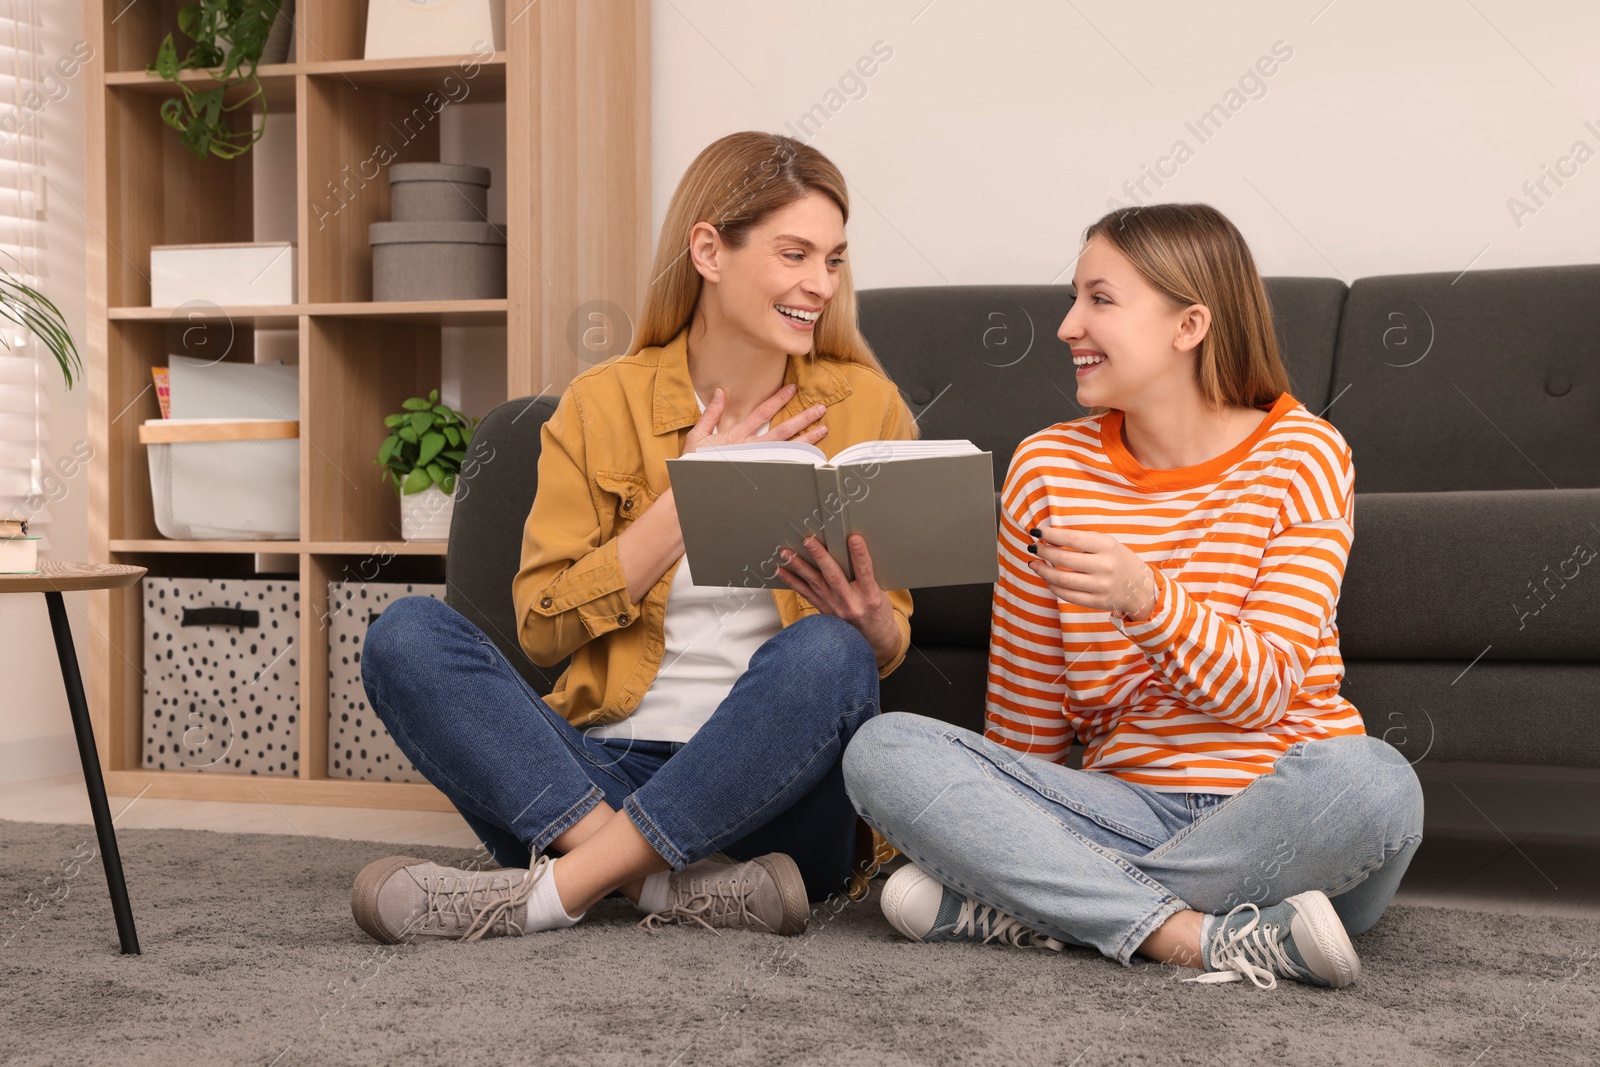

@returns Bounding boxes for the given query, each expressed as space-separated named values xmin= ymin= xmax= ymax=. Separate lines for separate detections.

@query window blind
xmin=0 ymin=0 xmax=50 ymax=550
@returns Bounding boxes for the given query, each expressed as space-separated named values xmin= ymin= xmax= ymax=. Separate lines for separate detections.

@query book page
xmin=830 ymin=439 xmax=982 ymax=466
xmin=674 ymin=440 xmax=827 ymax=465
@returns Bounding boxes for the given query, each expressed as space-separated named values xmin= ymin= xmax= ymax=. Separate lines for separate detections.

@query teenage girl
xmin=842 ymin=204 xmax=1423 ymax=989
xmin=351 ymin=132 xmax=915 ymax=944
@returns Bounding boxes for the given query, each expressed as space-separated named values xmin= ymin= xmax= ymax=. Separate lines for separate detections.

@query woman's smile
xmin=776 ymin=303 xmax=821 ymax=330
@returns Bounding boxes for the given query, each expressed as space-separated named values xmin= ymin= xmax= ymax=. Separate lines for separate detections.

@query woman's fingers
xmin=690 ymin=384 xmax=832 ymax=446
xmin=739 ymin=383 xmax=801 ymax=437
xmin=803 ymin=537 xmax=854 ymax=594
xmin=846 ymin=534 xmax=881 ymax=593
xmin=1034 ymin=541 xmax=1096 ymax=572
xmin=1031 ymin=559 xmax=1100 ymax=599
xmin=778 ymin=545 xmax=831 ymax=606
xmin=683 ymin=388 xmax=727 ymax=454
xmin=764 ymin=402 xmax=828 ymax=442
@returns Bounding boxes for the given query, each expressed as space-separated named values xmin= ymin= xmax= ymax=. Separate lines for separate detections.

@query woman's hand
xmin=681 ymin=383 xmax=828 ymax=454
xmin=620 ymin=385 xmax=829 ymax=603
xmin=776 ymin=533 xmax=901 ymax=667
xmin=1028 ymin=525 xmax=1159 ymax=622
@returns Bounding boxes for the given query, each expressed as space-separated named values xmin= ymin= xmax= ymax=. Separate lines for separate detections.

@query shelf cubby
xmin=85 ymin=0 xmax=652 ymax=810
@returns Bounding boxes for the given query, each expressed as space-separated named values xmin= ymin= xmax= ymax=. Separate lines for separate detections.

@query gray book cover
xmin=667 ymin=445 xmax=998 ymax=590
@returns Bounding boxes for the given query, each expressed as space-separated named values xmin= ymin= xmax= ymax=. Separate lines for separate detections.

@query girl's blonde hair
xmin=631 ymin=131 xmax=885 ymax=374
xmin=1083 ymin=204 xmax=1290 ymax=408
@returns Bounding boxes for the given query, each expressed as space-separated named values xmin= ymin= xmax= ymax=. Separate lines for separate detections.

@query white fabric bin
xmin=142 ymin=419 xmax=300 ymax=540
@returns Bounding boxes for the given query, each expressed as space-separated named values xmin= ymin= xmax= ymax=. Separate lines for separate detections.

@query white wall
xmin=0 ymin=1 xmax=92 ymax=781
xmin=650 ymin=0 xmax=1600 ymax=284
xmin=7 ymin=0 xmax=1599 ymax=782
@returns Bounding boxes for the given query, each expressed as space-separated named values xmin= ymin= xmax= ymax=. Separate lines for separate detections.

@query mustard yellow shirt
xmin=513 ymin=328 xmax=917 ymax=729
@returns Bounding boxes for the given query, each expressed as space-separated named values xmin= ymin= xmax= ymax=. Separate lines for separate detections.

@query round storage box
xmin=369 ymin=220 xmax=508 ymax=301
xmin=387 ymin=162 xmax=492 ymax=222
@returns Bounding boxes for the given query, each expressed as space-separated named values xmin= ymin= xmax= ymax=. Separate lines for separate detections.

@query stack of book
xmin=1 ymin=518 xmax=40 ymax=574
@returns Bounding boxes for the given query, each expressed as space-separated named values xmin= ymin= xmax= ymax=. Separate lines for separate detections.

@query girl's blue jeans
xmin=842 ymin=712 xmax=1424 ymax=963
xmin=360 ymin=596 xmax=881 ymax=901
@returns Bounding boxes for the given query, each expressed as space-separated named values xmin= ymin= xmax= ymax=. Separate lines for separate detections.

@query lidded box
xmin=388 ymin=162 xmax=492 ymax=222
xmin=369 ymin=221 xmax=507 ymax=301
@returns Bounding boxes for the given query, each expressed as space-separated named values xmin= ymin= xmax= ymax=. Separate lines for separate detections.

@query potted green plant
xmin=147 ymin=0 xmax=291 ymax=160
xmin=1 ymin=257 xmax=82 ymax=389
xmin=377 ymin=389 xmax=478 ymax=541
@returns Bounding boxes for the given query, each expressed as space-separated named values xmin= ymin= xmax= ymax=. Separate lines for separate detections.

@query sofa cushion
xmin=1339 ymin=488 xmax=1600 ymax=661
xmin=1341 ymin=660 xmax=1600 ymax=768
xmin=1327 ymin=264 xmax=1600 ymax=492
xmin=446 ymin=396 xmax=568 ymax=696
xmin=1262 ymin=276 xmax=1347 ymax=414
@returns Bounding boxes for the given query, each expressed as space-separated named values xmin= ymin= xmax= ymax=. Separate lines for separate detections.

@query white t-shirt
xmin=585 ymin=555 xmax=782 ymax=743
xmin=585 ymin=399 xmax=784 ymax=743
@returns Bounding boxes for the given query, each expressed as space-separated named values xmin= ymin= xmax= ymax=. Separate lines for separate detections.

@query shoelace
xmin=1184 ymin=902 xmax=1304 ymax=990
xmin=409 ymin=857 xmax=548 ymax=943
xmin=953 ymin=898 xmax=1065 ymax=951
xmin=638 ymin=873 xmax=766 ymax=935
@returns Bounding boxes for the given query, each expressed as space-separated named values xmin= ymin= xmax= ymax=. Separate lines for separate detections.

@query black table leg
xmin=44 ymin=590 xmax=141 ymax=955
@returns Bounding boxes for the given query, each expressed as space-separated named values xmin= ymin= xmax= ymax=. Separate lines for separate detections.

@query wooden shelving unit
xmin=83 ymin=0 xmax=650 ymax=809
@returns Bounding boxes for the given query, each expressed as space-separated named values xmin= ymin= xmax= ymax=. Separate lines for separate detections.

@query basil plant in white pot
xmin=377 ymin=389 xmax=478 ymax=541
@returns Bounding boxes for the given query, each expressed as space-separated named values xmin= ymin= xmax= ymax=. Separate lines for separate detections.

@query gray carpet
xmin=1 ymin=818 xmax=1595 ymax=1066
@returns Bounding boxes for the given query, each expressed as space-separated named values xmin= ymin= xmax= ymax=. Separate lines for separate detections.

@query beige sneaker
xmin=639 ymin=852 xmax=809 ymax=936
xmin=351 ymin=854 xmax=547 ymax=944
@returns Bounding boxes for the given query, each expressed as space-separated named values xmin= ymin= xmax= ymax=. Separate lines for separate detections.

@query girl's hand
xmin=681 ymin=384 xmax=828 ymax=455
xmin=1028 ymin=525 xmax=1159 ymax=622
xmin=776 ymin=534 xmax=901 ymax=667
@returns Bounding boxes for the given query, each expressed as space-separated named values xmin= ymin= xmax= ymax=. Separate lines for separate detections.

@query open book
xmin=666 ymin=439 xmax=998 ymax=590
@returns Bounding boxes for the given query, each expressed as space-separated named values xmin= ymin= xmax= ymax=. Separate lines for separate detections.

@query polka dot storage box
xmin=325 ymin=581 xmax=445 ymax=782
xmin=142 ymin=577 xmax=300 ymax=775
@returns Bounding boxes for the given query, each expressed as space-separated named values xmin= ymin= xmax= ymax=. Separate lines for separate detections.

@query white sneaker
xmin=880 ymin=863 xmax=1064 ymax=950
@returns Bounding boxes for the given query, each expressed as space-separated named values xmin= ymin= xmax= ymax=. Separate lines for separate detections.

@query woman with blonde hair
xmin=352 ymin=131 xmax=916 ymax=943
xmin=843 ymin=203 xmax=1423 ymax=989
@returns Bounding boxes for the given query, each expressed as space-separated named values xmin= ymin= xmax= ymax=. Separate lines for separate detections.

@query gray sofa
xmin=446 ymin=264 xmax=1600 ymax=770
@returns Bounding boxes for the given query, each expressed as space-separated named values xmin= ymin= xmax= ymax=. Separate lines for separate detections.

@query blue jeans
xmin=361 ymin=597 xmax=880 ymax=901
xmin=841 ymin=713 xmax=1424 ymax=963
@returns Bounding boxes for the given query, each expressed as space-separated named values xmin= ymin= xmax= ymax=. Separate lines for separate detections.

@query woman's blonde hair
xmin=1083 ymin=204 xmax=1289 ymax=409
xmin=631 ymin=131 xmax=885 ymax=374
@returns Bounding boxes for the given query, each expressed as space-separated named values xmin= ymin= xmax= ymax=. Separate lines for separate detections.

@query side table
xmin=2 ymin=561 xmax=147 ymax=954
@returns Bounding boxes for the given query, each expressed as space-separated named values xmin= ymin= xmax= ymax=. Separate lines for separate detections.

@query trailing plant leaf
xmin=147 ymin=0 xmax=283 ymax=161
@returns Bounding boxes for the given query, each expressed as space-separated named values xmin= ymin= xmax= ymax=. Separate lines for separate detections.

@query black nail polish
xmin=1026 ymin=544 xmax=1038 ymax=555
xmin=1028 ymin=528 xmax=1041 ymax=538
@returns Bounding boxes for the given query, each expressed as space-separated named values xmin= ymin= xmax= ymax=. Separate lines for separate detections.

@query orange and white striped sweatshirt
xmin=984 ymin=392 xmax=1367 ymax=793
